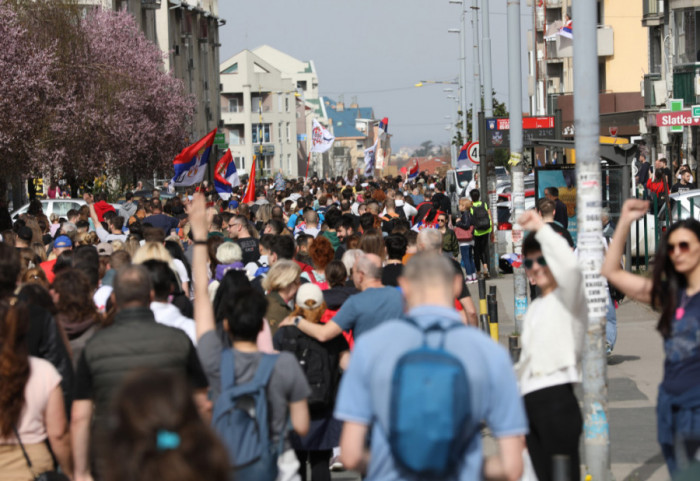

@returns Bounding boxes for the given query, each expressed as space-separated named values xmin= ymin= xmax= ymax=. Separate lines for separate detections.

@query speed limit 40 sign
xmin=467 ymin=141 xmax=479 ymax=164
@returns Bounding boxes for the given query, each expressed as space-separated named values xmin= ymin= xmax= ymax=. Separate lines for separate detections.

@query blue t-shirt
xmin=662 ymin=291 xmax=700 ymax=395
xmin=334 ymin=305 xmax=528 ymax=481
xmin=332 ymin=287 xmax=404 ymax=339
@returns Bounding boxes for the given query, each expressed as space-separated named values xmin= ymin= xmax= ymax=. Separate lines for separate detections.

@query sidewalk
xmin=475 ymin=274 xmax=668 ymax=481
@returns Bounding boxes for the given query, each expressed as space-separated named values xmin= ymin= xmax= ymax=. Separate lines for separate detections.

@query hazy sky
xmin=219 ymin=0 xmax=532 ymax=150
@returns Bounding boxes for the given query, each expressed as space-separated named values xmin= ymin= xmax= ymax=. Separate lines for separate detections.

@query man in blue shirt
xmin=279 ymin=253 xmax=403 ymax=341
xmin=334 ymin=252 xmax=528 ymax=480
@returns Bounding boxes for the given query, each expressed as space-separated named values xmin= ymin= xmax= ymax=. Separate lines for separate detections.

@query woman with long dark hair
xmin=602 ymin=198 xmax=700 ymax=474
xmin=103 ymin=370 xmax=229 ymax=481
xmin=0 ymin=300 xmax=72 ymax=479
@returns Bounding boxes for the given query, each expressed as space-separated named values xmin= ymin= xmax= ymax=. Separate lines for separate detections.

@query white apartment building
xmin=220 ymin=50 xmax=299 ymax=177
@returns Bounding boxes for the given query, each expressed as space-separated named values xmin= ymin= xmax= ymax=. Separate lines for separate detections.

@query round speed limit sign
xmin=467 ymin=141 xmax=479 ymax=164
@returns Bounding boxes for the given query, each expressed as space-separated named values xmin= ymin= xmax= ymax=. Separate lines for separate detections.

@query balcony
xmin=642 ymin=0 xmax=663 ymax=27
xmin=141 ymin=0 xmax=161 ymax=9
xmin=545 ymin=0 xmax=562 ymax=7
xmin=545 ymin=26 xmax=613 ymax=59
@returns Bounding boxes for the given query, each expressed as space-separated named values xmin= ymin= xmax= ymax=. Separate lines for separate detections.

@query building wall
xmin=603 ymin=0 xmax=647 ymax=93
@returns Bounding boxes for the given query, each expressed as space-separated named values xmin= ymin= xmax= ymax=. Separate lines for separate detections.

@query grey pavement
xmin=330 ymin=274 xmax=670 ymax=480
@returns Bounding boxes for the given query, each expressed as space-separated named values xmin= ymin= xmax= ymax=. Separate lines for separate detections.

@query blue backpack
xmin=389 ymin=318 xmax=472 ymax=478
xmin=212 ymin=351 xmax=282 ymax=481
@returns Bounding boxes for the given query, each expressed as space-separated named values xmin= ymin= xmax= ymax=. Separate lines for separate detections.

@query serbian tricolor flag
xmin=407 ymin=162 xmax=419 ymax=179
xmin=379 ymin=117 xmax=389 ymax=139
xmin=559 ymin=22 xmax=572 ymax=39
xmin=241 ymin=156 xmax=256 ymax=204
xmin=458 ymin=143 xmax=469 ymax=162
xmin=213 ymin=149 xmax=240 ymax=201
xmin=172 ymin=129 xmax=217 ymax=187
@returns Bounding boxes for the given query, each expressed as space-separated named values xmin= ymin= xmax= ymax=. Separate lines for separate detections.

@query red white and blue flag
xmin=379 ymin=117 xmax=389 ymax=139
xmin=407 ymin=162 xmax=419 ymax=179
xmin=172 ymin=129 xmax=217 ymax=187
xmin=213 ymin=149 xmax=240 ymax=201
xmin=458 ymin=142 xmax=469 ymax=162
xmin=559 ymin=21 xmax=572 ymax=39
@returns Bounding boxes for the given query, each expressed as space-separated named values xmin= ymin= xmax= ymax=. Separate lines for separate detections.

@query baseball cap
xmin=54 ymin=235 xmax=72 ymax=249
xmin=96 ymin=242 xmax=114 ymax=257
xmin=228 ymin=200 xmax=239 ymax=209
xmin=296 ymin=283 xmax=324 ymax=310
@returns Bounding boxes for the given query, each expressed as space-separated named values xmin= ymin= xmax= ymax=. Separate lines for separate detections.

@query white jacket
xmin=150 ymin=302 xmax=197 ymax=345
xmin=515 ymin=225 xmax=587 ymax=394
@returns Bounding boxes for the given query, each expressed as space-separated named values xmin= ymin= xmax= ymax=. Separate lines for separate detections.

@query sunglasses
xmin=438 ymin=218 xmax=446 ymax=223
xmin=668 ymin=241 xmax=691 ymax=254
xmin=523 ymin=256 xmax=547 ymax=269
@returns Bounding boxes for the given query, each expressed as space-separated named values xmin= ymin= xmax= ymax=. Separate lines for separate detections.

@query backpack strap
xmin=220 ymin=351 xmax=279 ymax=392
xmin=402 ymin=315 xmax=465 ymax=348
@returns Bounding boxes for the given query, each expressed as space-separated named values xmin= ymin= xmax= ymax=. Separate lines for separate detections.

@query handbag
xmin=13 ymin=426 xmax=70 ymax=481
xmin=454 ymin=225 xmax=474 ymax=242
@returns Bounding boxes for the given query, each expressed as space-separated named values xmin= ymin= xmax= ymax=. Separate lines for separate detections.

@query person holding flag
xmin=172 ymin=129 xmax=217 ymax=187
xmin=307 ymin=120 xmax=335 ymax=179
xmin=378 ymin=117 xmax=389 ymax=139
xmin=364 ymin=141 xmax=378 ymax=178
xmin=213 ymin=149 xmax=240 ymax=201
xmin=407 ymin=162 xmax=420 ymax=180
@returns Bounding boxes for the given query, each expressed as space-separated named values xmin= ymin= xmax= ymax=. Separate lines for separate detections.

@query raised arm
xmin=188 ymin=193 xmax=216 ymax=340
xmin=601 ymin=199 xmax=653 ymax=304
xmin=82 ymin=193 xmax=108 ymax=241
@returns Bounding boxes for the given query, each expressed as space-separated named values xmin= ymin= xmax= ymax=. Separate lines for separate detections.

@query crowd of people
xmin=0 ymin=167 xmax=697 ymax=481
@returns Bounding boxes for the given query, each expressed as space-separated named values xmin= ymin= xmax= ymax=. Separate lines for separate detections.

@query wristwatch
xmin=293 ymin=316 xmax=301 ymax=327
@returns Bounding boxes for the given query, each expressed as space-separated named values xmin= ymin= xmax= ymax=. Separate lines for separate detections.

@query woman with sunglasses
xmin=515 ymin=210 xmax=587 ymax=481
xmin=602 ymin=198 xmax=700 ymax=474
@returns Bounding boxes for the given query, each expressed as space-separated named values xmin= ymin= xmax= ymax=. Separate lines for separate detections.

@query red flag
xmin=242 ymin=156 xmax=256 ymax=203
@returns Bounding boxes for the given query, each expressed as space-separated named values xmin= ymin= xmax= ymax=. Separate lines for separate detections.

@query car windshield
xmin=455 ymin=170 xmax=473 ymax=187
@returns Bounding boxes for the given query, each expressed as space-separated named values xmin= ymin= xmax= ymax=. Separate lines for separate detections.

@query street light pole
xmin=471 ymin=0 xmax=481 ymax=143
xmin=573 ymin=0 xmax=610 ymax=478
xmin=449 ymin=0 xmax=469 ymax=145
xmin=507 ymin=0 xmax=527 ymax=336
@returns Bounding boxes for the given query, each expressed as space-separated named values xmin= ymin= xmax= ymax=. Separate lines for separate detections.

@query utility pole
xmin=573 ymin=0 xmax=610 ymax=479
xmin=507 ymin=0 xmax=527 ymax=335
xmin=450 ymin=0 xmax=469 ymax=144
xmin=471 ymin=0 xmax=481 ymax=143
xmin=481 ymin=0 xmax=499 ymax=277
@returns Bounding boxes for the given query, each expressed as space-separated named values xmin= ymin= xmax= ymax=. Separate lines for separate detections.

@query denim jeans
xmin=459 ymin=244 xmax=476 ymax=276
xmin=605 ymin=288 xmax=617 ymax=349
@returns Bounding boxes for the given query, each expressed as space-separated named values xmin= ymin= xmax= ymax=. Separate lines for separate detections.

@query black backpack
xmin=471 ymin=204 xmax=491 ymax=230
xmin=279 ymin=329 xmax=335 ymax=414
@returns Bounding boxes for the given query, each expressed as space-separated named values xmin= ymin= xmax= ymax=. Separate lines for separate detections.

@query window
xmin=252 ymin=124 xmax=271 ymax=144
xmin=356 ymin=141 xmax=364 ymax=151
xmin=229 ymin=127 xmax=243 ymax=145
xmin=674 ymin=8 xmax=700 ymax=65
xmin=234 ymin=156 xmax=244 ymax=170
xmin=251 ymin=95 xmax=262 ymax=113
xmin=278 ymin=95 xmax=283 ymax=113
xmin=53 ymin=202 xmax=80 ymax=217
xmin=287 ymin=154 xmax=292 ymax=172
xmin=278 ymin=122 xmax=282 ymax=144
xmin=228 ymin=97 xmax=241 ymax=113
xmin=286 ymin=123 xmax=291 ymax=143
xmin=285 ymin=96 xmax=290 ymax=112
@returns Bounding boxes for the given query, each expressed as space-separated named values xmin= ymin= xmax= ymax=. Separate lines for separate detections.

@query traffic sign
xmin=692 ymin=105 xmax=700 ymax=118
xmin=214 ymin=133 xmax=226 ymax=145
xmin=669 ymin=99 xmax=684 ymax=133
xmin=467 ymin=141 xmax=479 ymax=164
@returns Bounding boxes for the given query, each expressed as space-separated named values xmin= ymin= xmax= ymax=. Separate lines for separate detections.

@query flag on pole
xmin=364 ymin=141 xmax=378 ymax=177
xmin=241 ymin=156 xmax=256 ymax=204
xmin=458 ymin=142 xmax=469 ymax=162
xmin=310 ymin=119 xmax=335 ymax=153
xmin=171 ymin=129 xmax=217 ymax=187
xmin=408 ymin=162 xmax=420 ymax=179
xmin=213 ymin=149 xmax=240 ymax=201
xmin=378 ymin=117 xmax=389 ymax=139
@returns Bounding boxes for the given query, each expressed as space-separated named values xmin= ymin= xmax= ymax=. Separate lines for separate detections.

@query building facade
xmin=220 ymin=50 xmax=299 ymax=177
xmin=642 ymin=0 xmax=700 ymax=168
xmin=527 ymin=0 xmax=647 ymax=144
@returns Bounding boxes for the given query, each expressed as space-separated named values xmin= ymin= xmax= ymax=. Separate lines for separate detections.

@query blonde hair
xmin=216 ymin=242 xmax=242 ymax=264
xmin=76 ymin=231 xmax=99 ymax=246
xmin=459 ymin=198 xmax=472 ymax=211
xmin=262 ymin=260 xmax=301 ymax=292
xmin=132 ymin=242 xmax=177 ymax=273
xmin=122 ymin=238 xmax=141 ymax=257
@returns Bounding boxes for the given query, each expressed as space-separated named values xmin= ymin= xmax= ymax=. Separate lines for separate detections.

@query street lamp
xmin=448 ymin=0 xmax=468 ymax=143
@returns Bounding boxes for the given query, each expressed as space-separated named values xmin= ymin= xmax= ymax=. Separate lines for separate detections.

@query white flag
xmin=364 ymin=141 xmax=378 ymax=177
xmin=310 ymin=119 xmax=335 ymax=153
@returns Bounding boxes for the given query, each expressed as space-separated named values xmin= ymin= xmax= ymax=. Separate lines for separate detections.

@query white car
xmin=495 ymin=197 xmax=537 ymax=256
xmin=11 ymin=199 xmax=87 ymax=220
xmin=629 ymin=190 xmax=700 ymax=257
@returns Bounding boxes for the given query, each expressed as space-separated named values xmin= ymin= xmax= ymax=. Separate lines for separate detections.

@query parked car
xmin=494 ymin=197 xmax=537 ymax=257
xmin=10 ymin=199 xmax=119 ymax=221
